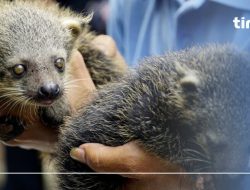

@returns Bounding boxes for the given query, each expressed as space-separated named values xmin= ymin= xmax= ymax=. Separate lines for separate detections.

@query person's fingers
xmin=91 ymin=35 xmax=128 ymax=72
xmin=3 ymin=121 xmax=58 ymax=152
xmin=3 ymin=138 xmax=56 ymax=153
xmin=70 ymin=141 xmax=183 ymax=178
xmin=67 ymin=50 xmax=96 ymax=110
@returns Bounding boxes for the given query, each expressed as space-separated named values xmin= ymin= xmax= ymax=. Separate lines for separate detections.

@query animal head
xmin=0 ymin=0 xmax=91 ymax=107
xmin=171 ymin=46 xmax=250 ymax=189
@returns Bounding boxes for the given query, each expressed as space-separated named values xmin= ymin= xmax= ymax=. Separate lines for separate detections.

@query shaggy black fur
xmin=56 ymin=45 xmax=250 ymax=190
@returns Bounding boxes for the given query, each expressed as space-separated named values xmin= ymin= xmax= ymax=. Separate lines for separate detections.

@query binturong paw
xmin=0 ymin=116 xmax=25 ymax=142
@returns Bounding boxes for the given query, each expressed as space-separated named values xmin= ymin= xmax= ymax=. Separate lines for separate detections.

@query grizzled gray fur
xmin=0 ymin=0 xmax=123 ymax=141
xmin=56 ymin=45 xmax=250 ymax=190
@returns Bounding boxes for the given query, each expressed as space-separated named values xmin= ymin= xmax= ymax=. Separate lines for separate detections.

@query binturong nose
xmin=38 ymin=83 xmax=60 ymax=100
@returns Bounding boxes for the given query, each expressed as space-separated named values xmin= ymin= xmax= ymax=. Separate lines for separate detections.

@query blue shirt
xmin=108 ymin=0 xmax=250 ymax=66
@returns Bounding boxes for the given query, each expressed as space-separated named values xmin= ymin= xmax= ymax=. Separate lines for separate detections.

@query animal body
xmin=56 ymin=45 xmax=250 ymax=190
xmin=0 ymin=0 xmax=124 ymax=141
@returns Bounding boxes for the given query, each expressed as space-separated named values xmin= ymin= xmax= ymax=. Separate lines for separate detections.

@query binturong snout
xmin=37 ymin=83 xmax=61 ymax=102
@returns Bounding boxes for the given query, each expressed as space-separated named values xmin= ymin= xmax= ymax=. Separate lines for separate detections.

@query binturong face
xmin=0 ymin=1 xmax=88 ymax=108
xmin=0 ymin=1 xmax=91 ymax=141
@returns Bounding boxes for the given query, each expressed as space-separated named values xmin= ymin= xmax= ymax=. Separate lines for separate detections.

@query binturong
xmin=0 ymin=0 xmax=124 ymax=141
xmin=56 ymin=44 xmax=250 ymax=190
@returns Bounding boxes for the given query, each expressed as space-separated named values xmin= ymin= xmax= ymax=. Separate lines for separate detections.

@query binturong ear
xmin=62 ymin=13 xmax=93 ymax=40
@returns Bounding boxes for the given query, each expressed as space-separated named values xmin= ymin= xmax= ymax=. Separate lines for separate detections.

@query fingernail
xmin=70 ymin=148 xmax=86 ymax=163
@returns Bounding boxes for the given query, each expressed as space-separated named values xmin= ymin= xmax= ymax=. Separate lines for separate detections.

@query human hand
xmin=70 ymin=141 xmax=194 ymax=190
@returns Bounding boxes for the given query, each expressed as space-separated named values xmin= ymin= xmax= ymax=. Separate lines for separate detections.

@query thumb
xmin=70 ymin=142 xmax=135 ymax=173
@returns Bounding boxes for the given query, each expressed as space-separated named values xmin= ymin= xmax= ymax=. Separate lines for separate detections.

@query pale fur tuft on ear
xmin=82 ymin=12 xmax=94 ymax=24
xmin=62 ymin=13 xmax=93 ymax=38
xmin=180 ymin=72 xmax=200 ymax=91
xmin=175 ymin=62 xmax=200 ymax=92
xmin=62 ymin=18 xmax=82 ymax=38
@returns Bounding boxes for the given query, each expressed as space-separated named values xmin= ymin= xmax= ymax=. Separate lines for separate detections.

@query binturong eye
xmin=54 ymin=58 xmax=65 ymax=72
xmin=12 ymin=64 xmax=26 ymax=78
